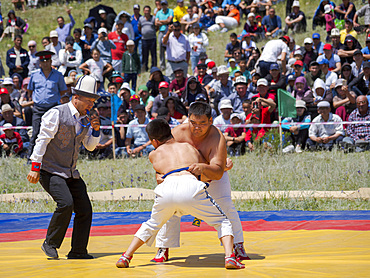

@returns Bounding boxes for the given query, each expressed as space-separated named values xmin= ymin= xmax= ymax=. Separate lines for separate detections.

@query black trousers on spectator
xmin=39 ymin=170 xmax=92 ymax=254
xmin=286 ymin=0 xmax=294 ymax=17
xmin=312 ymin=15 xmax=326 ymax=30
xmin=142 ymin=38 xmax=157 ymax=71
xmin=23 ymin=106 xmax=33 ymax=127
xmin=287 ymin=129 xmax=309 ymax=149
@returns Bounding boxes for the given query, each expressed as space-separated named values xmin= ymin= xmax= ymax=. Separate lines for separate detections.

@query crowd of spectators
xmin=1 ymin=0 xmax=370 ymax=158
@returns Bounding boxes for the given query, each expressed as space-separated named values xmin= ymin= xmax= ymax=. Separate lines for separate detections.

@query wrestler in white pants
xmin=155 ymin=171 xmax=244 ymax=248
xmin=208 ymin=16 xmax=238 ymax=32
xmin=135 ymin=175 xmax=233 ymax=246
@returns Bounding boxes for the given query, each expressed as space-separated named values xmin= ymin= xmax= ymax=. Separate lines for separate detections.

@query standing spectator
xmin=208 ymin=3 xmax=240 ymax=33
xmin=108 ymin=20 xmax=129 ymax=72
xmin=317 ymin=44 xmax=341 ymax=73
xmin=73 ymin=28 xmax=91 ymax=63
xmin=97 ymin=9 xmax=116 ymax=31
xmin=27 ymin=40 xmax=39 ymax=75
xmin=114 ymin=13 xmax=135 ymax=40
xmin=91 ymin=28 xmax=116 ymax=66
xmin=334 ymin=0 xmax=356 ymax=21
xmin=121 ymin=40 xmax=141 ymax=91
xmin=155 ymin=0 xmax=174 ymax=71
xmin=312 ymin=33 xmax=324 ymax=55
xmin=340 ymin=19 xmax=357 ymax=44
xmin=125 ymin=105 xmax=154 ymax=157
xmin=0 ymin=10 xmax=26 ymax=42
xmin=312 ymin=0 xmax=336 ymax=31
xmin=81 ymin=23 xmax=98 ymax=49
xmin=307 ymin=101 xmax=344 ymax=151
xmin=169 ymin=67 xmax=187 ymax=98
xmin=342 ymin=95 xmax=370 ymax=152
xmin=262 ymin=8 xmax=282 ymax=38
xmin=58 ymin=36 xmax=82 ymax=77
xmin=227 ymin=76 xmax=252 ymax=113
xmin=224 ymin=113 xmax=246 ymax=156
xmin=301 ymin=38 xmax=318 ymax=69
xmin=324 ymin=4 xmax=336 ymax=42
xmin=213 ymin=99 xmax=233 ymax=132
xmin=27 ymin=50 xmax=67 ymax=157
xmin=45 ymin=31 xmax=65 ymax=69
xmin=162 ymin=21 xmax=191 ymax=81
xmin=131 ymin=4 xmax=142 ymax=59
xmin=55 ymin=8 xmax=75 ymax=43
xmin=19 ymin=77 xmax=33 ymax=127
xmin=6 ymin=35 xmax=29 ymax=79
xmin=353 ymin=2 xmax=370 ymax=33
xmin=139 ymin=5 xmax=158 ymax=72
xmin=258 ymin=36 xmax=289 ymax=77
xmin=283 ymin=1 xmax=306 ymax=34
xmin=189 ymin=23 xmax=209 ymax=73
xmin=79 ymin=49 xmax=113 ymax=84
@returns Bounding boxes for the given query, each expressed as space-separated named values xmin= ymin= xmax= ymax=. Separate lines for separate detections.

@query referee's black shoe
xmin=41 ymin=241 xmax=58 ymax=259
xmin=67 ymin=252 xmax=94 ymax=259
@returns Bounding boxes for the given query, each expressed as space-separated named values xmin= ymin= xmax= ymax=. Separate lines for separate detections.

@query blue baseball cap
xmin=270 ymin=63 xmax=279 ymax=70
xmin=312 ymin=33 xmax=320 ymax=39
xmin=318 ymin=58 xmax=329 ymax=65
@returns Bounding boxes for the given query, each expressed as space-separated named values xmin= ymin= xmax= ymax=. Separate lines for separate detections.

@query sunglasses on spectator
xmin=174 ymin=28 xmax=181 ymax=32
xmin=29 ymin=45 xmax=36 ymax=48
xmin=294 ymin=65 xmax=302 ymax=68
xmin=161 ymin=3 xmax=167 ymax=5
xmin=304 ymin=43 xmax=312 ymax=45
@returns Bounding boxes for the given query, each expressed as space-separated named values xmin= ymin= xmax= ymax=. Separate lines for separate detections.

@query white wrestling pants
xmin=155 ymin=172 xmax=244 ymax=248
xmin=135 ymin=175 xmax=233 ymax=246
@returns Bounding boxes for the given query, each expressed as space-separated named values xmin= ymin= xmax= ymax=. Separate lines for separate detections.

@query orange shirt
xmin=229 ymin=8 xmax=240 ymax=24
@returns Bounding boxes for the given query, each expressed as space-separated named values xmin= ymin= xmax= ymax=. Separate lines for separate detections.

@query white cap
xmin=304 ymin=38 xmax=313 ymax=44
xmin=2 ymin=123 xmax=13 ymax=131
xmin=28 ymin=40 xmax=37 ymax=47
xmin=324 ymin=4 xmax=331 ymax=14
xmin=99 ymin=9 xmax=106 ymax=14
xmin=247 ymin=12 xmax=255 ymax=18
xmin=331 ymin=28 xmax=340 ymax=36
xmin=98 ymin=27 xmax=108 ymax=34
xmin=295 ymin=100 xmax=306 ymax=109
xmin=120 ymin=82 xmax=131 ymax=91
xmin=3 ymin=77 xmax=14 ymax=85
xmin=231 ymin=113 xmax=243 ymax=120
xmin=257 ymin=78 xmax=268 ymax=87
xmin=317 ymin=101 xmax=330 ymax=108
xmin=234 ymin=76 xmax=247 ymax=86
xmin=49 ymin=30 xmax=58 ymax=38
xmin=292 ymin=1 xmax=300 ymax=7
xmin=219 ymin=99 xmax=233 ymax=110
xmin=217 ymin=65 xmax=229 ymax=76
xmin=126 ymin=40 xmax=135 ymax=46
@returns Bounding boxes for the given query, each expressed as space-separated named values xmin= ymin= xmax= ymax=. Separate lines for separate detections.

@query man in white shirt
xmin=45 ymin=30 xmax=65 ymax=69
xmin=307 ymin=101 xmax=344 ymax=151
xmin=318 ymin=58 xmax=338 ymax=91
xmin=180 ymin=6 xmax=199 ymax=32
xmin=27 ymin=75 xmax=101 ymax=260
xmin=213 ymin=99 xmax=233 ymax=133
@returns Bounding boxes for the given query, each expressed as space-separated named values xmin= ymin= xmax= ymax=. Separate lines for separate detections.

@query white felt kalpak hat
xmin=72 ymin=75 xmax=100 ymax=100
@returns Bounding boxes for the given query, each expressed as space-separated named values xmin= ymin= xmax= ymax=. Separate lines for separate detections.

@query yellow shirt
xmin=173 ymin=5 xmax=188 ymax=22
xmin=340 ymin=29 xmax=358 ymax=44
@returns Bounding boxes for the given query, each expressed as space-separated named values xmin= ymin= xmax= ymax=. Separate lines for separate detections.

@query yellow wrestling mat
xmin=1 ymin=230 xmax=369 ymax=278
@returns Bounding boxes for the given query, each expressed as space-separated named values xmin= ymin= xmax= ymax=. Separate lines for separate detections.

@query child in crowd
xmin=228 ymin=58 xmax=239 ymax=76
xmin=324 ymin=4 xmax=336 ymax=43
xmin=122 ymin=40 xmax=140 ymax=91
xmin=245 ymin=114 xmax=265 ymax=152
xmin=0 ymin=123 xmax=23 ymax=157
xmin=224 ymin=113 xmax=246 ymax=156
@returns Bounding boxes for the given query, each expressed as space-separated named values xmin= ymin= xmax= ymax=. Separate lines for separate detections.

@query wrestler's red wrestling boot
xmin=225 ymin=253 xmax=245 ymax=269
xmin=116 ymin=252 xmax=132 ymax=268
xmin=234 ymin=243 xmax=251 ymax=261
xmin=151 ymin=248 xmax=169 ymax=262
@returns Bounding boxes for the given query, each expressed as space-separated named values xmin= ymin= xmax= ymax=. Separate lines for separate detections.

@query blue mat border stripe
xmin=0 ymin=210 xmax=369 ymax=234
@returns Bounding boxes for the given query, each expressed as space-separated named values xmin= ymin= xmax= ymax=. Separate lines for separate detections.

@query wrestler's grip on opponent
xmin=27 ymin=111 xmax=100 ymax=184
xmin=188 ymin=157 xmax=234 ymax=181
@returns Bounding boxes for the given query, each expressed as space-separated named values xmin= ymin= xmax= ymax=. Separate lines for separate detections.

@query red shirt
xmin=0 ymin=132 xmax=23 ymax=153
xmin=171 ymin=110 xmax=184 ymax=120
xmin=224 ymin=127 xmax=245 ymax=137
xmin=251 ymin=93 xmax=275 ymax=125
xmin=245 ymin=127 xmax=266 ymax=143
xmin=108 ymin=31 xmax=129 ymax=60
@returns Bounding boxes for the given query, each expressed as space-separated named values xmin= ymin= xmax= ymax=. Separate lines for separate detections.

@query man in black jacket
xmin=6 ymin=35 xmax=29 ymax=79
xmin=349 ymin=61 xmax=370 ymax=96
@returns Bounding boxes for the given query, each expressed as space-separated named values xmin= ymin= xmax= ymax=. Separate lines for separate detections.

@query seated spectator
xmin=19 ymin=77 xmax=32 ymax=126
xmin=199 ymin=8 xmax=216 ymax=31
xmin=0 ymin=86 xmax=21 ymax=117
xmin=247 ymin=72 xmax=260 ymax=95
xmin=246 ymin=48 xmax=260 ymax=73
xmin=224 ymin=33 xmax=240 ymax=62
xmin=182 ymin=76 xmax=208 ymax=109
xmin=81 ymin=23 xmax=98 ymax=48
xmin=12 ymin=0 xmax=26 ymax=13
xmin=27 ymin=40 xmax=40 ymax=75
xmin=79 ymin=48 xmax=113 ymax=84
xmin=250 ymin=0 xmax=272 ymax=17
xmin=245 ymin=113 xmax=265 ymax=152
xmin=213 ymin=99 xmax=233 ymax=132
xmin=312 ymin=33 xmax=324 ymax=55
xmin=196 ymin=63 xmax=213 ymax=86
xmin=156 ymin=106 xmax=180 ymax=126
xmin=333 ymin=78 xmax=356 ymax=122
xmin=227 ymin=76 xmax=252 ymax=113
xmin=0 ymin=123 xmax=23 ymax=157
xmin=146 ymin=67 xmax=171 ymax=97
xmin=301 ymin=38 xmax=318 ymax=69
xmin=237 ymin=58 xmax=251 ymax=81
xmin=319 ymin=58 xmax=338 ymax=91
xmin=152 ymin=81 xmax=178 ymax=118
xmin=287 ymin=60 xmax=305 ymax=81
xmin=303 ymin=78 xmax=333 ymax=118
xmin=0 ymin=103 xmax=29 ymax=148
xmin=169 ymin=67 xmax=188 ymax=98
xmin=138 ymin=85 xmax=154 ymax=117
xmin=291 ymin=76 xmax=310 ymax=100
xmin=351 ymin=49 xmax=364 ymax=77
xmin=265 ymin=63 xmax=286 ymax=96
xmin=58 ymin=36 xmax=82 ymax=77
xmin=129 ymin=95 xmax=141 ymax=114
xmin=0 ymin=10 xmax=26 ymax=41
xmin=163 ymin=96 xmax=187 ymax=123
xmin=189 ymin=23 xmax=209 ymax=73
xmin=362 ymin=36 xmax=370 ymax=61
xmin=241 ymin=34 xmax=256 ymax=58
xmin=283 ymin=1 xmax=306 ymax=34
xmin=340 ymin=62 xmax=356 ymax=88
xmin=348 ymin=61 xmax=370 ymax=96
xmin=117 ymin=83 xmax=135 ymax=120
xmin=286 ymin=75 xmax=296 ymax=93
xmin=208 ymin=65 xmax=234 ymax=112
xmin=353 ymin=2 xmax=370 ymax=34
xmin=312 ymin=0 xmax=336 ymax=30
xmin=304 ymin=61 xmax=325 ymax=90
xmin=341 ymin=95 xmax=370 ymax=152
xmin=331 ymin=28 xmax=343 ymax=55
xmin=262 ymin=8 xmax=282 ymax=38
xmin=10 ymin=75 xmax=22 ymax=100
xmin=338 ymin=35 xmax=362 ymax=65
xmin=125 ymin=104 xmax=155 ymax=157
xmin=228 ymin=58 xmax=239 ymax=75
xmin=251 ymin=78 xmax=276 ymax=125
xmin=243 ymin=13 xmax=264 ymax=41
xmin=334 ymin=0 xmax=356 ymax=21
xmin=340 ymin=19 xmax=358 ymax=44
xmin=282 ymin=100 xmax=311 ymax=153
xmin=317 ymin=44 xmax=341 ymax=73
xmin=307 ymin=101 xmax=344 ymax=151
xmin=323 ymin=4 xmax=336 ymax=43
xmin=224 ymin=113 xmax=246 ymax=156
xmin=115 ymin=111 xmax=130 ymax=158
xmin=180 ymin=6 xmax=199 ymax=33
xmin=208 ymin=3 xmax=240 ymax=33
